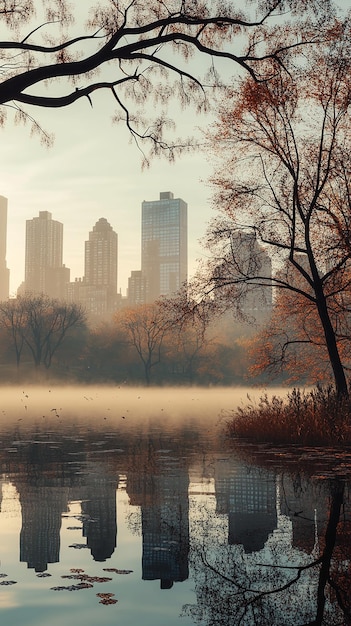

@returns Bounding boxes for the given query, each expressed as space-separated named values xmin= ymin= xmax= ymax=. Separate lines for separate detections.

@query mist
xmin=0 ymin=384 xmax=288 ymax=428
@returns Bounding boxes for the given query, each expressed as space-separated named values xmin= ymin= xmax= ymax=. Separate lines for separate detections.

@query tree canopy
xmin=0 ymin=0 xmax=336 ymax=159
xmin=198 ymin=22 xmax=351 ymax=396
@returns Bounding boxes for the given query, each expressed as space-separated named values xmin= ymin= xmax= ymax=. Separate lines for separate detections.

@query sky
xmin=0 ymin=2 xmax=218 ymax=299
xmin=1 ymin=0 xmax=349 ymax=298
xmin=1 ymin=86 xmax=214 ymax=298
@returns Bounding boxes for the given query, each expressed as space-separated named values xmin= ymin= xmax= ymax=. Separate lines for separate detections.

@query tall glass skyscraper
xmin=0 ymin=195 xmax=9 ymax=301
xmin=141 ymin=191 xmax=187 ymax=302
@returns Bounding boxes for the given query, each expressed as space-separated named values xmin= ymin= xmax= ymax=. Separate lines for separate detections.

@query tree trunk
xmin=314 ymin=481 xmax=345 ymax=625
xmin=314 ymin=283 xmax=348 ymax=399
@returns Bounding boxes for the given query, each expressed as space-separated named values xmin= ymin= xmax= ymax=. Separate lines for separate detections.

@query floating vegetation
xmin=62 ymin=574 xmax=112 ymax=584
xmin=49 ymin=568 xmax=119 ymax=604
xmin=0 ymin=580 xmax=17 ymax=586
xmin=103 ymin=568 xmax=133 ymax=575
xmin=0 ymin=573 xmax=8 ymax=578
xmin=97 ymin=592 xmax=118 ymax=606
xmin=69 ymin=543 xmax=89 ymax=549
xmin=36 ymin=572 xmax=51 ymax=578
xmin=70 ymin=568 xmax=84 ymax=573
xmin=99 ymin=598 xmax=118 ymax=605
xmin=51 ymin=582 xmax=93 ymax=592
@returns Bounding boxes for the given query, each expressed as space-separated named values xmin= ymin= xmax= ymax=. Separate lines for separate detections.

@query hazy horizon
xmin=0 ymin=384 xmax=289 ymax=426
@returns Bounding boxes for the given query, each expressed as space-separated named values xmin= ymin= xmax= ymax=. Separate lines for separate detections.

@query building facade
xmin=84 ymin=217 xmax=117 ymax=291
xmin=141 ymin=191 xmax=187 ymax=303
xmin=230 ymin=230 xmax=272 ymax=323
xmin=24 ymin=211 xmax=69 ymax=299
xmin=127 ymin=270 xmax=146 ymax=306
xmin=0 ymin=195 xmax=10 ymax=301
xmin=66 ymin=217 xmax=118 ymax=318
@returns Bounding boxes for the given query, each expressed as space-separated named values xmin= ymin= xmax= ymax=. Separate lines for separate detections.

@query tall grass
xmin=227 ymin=386 xmax=351 ymax=446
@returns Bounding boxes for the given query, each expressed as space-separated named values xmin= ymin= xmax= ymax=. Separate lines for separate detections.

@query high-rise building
xmin=66 ymin=217 xmax=118 ymax=318
xmin=230 ymin=230 xmax=272 ymax=321
xmin=85 ymin=217 xmax=117 ymax=291
xmin=0 ymin=195 xmax=10 ymax=300
xmin=24 ymin=210 xmax=69 ymax=299
xmin=141 ymin=191 xmax=187 ymax=302
xmin=127 ymin=270 xmax=146 ymax=306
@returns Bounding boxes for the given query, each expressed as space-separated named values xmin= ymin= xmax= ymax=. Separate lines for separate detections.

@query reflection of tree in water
xmin=184 ymin=472 xmax=351 ymax=626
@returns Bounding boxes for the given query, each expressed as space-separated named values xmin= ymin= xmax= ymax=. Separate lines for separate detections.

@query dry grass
xmin=227 ymin=386 xmax=351 ymax=446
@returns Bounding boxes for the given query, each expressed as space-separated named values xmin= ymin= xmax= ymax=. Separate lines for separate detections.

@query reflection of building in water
xmin=79 ymin=462 xmax=118 ymax=562
xmin=128 ymin=453 xmax=189 ymax=588
xmin=279 ymin=474 xmax=329 ymax=554
xmin=215 ymin=458 xmax=277 ymax=553
xmin=18 ymin=481 xmax=69 ymax=572
xmin=13 ymin=440 xmax=118 ymax=570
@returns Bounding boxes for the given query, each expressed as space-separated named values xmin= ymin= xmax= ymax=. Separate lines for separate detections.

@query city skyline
xmin=1 ymin=93 xmax=212 ymax=299
xmin=6 ymin=191 xmax=190 ymax=312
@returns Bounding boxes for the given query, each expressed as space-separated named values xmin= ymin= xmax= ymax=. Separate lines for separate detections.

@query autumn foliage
xmin=200 ymin=16 xmax=351 ymax=397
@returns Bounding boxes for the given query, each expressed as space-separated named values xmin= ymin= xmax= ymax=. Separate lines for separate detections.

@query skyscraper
xmin=127 ymin=270 xmax=146 ymax=306
xmin=24 ymin=211 xmax=69 ymax=299
xmin=0 ymin=195 xmax=10 ymax=300
xmin=66 ymin=217 xmax=118 ymax=317
xmin=84 ymin=217 xmax=118 ymax=292
xmin=230 ymin=230 xmax=272 ymax=322
xmin=141 ymin=191 xmax=187 ymax=303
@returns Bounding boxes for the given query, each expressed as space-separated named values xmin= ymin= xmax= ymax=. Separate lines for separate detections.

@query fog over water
xmin=0 ymin=385 xmax=288 ymax=427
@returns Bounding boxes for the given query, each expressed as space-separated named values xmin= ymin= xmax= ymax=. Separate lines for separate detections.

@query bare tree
xmin=1 ymin=294 xmax=87 ymax=371
xmin=0 ymin=297 xmax=26 ymax=368
xmin=0 ymin=1 xmax=335 ymax=159
xmin=198 ymin=28 xmax=351 ymax=398
xmin=115 ymin=302 xmax=171 ymax=385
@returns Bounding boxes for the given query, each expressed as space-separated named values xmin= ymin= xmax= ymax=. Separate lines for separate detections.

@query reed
xmin=227 ymin=386 xmax=351 ymax=446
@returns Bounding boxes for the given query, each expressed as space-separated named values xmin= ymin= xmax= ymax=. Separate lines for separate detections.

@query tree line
xmin=0 ymin=294 xmax=252 ymax=385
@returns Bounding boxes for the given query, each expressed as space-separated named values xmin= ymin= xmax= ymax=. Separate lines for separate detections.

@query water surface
xmin=0 ymin=386 xmax=349 ymax=626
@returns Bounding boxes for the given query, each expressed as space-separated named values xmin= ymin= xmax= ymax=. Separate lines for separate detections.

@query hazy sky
xmin=2 ymin=88 xmax=213 ymax=297
xmin=1 ymin=0 xmax=349 ymax=297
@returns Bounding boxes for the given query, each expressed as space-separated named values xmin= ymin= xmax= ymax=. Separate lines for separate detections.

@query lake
xmin=0 ymin=385 xmax=349 ymax=626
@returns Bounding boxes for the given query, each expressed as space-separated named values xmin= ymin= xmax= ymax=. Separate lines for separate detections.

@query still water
xmin=0 ymin=386 xmax=349 ymax=626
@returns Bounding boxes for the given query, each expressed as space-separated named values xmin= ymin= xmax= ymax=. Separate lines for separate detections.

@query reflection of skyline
xmin=279 ymin=474 xmax=329 ymax=554
xmin=18 ymin=482 xmax=69 ymax=572
xmin=127 ymin=443 xmax=189 ymax=588
xmin=79 ymin=462 xmax=118 ymax=562
xmin=215 ymin=458 xmax=277 ymax=553
xmin=0 ymin=430 xmax=348 ymax=604
xmin=139 ymin=459 xmax=189 ymax=588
